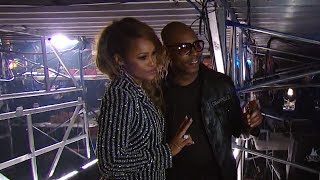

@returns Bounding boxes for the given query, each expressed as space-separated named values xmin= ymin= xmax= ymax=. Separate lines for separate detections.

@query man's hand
xmin=247 ymin=110 xmax=263 ymax=128
xmin=244 ymin=100 xmax=263 ymax=128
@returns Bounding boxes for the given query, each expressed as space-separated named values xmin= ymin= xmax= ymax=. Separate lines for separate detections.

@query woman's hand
xmin=169 ymin=116 xmax=194 ymax=156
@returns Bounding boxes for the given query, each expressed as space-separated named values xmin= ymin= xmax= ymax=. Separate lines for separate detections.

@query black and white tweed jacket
xmin=97 ymin=72 xmax=172 ymax=180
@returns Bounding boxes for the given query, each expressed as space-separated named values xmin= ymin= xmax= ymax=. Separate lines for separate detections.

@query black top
xmin=164 ymin=75 xmax=221 ymax=180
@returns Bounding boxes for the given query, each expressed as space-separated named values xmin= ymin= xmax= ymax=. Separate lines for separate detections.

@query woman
xmin=95 ymin=17 xmax=194 ymax=179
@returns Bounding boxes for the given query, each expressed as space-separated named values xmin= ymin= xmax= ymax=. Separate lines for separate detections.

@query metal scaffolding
xmin=0 ymin=35 xmax=92 ymax=180
xmin=0 ymin=0 xmax=319 ymax=179
xmin=199 ymin=1 xmax=320 ymax=180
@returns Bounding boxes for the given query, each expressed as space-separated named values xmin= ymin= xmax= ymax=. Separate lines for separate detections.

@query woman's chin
xmin=144 ymin=74 xmax=157 ymax=82
xmin=144 ymin=77 xmax=156 ymax=82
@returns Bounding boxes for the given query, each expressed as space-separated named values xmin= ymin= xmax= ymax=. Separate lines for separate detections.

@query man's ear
xmin=114 ymin=54 xmax=125 ymax=66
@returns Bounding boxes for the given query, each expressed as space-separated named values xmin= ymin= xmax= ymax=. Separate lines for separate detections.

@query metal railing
xmin=0 ymin=33 xmax=94 ymax=179
xmin=0 ymin=98 xmax=91 ymax=179
xmin=233 ymin=144 xmax=320 ymax=180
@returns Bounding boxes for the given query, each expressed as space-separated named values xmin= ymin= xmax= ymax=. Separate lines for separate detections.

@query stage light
xmin=283 ymin=88 xmax=295 ymax=111
xmin=287 ymin=88 xmax=294 ymax=97
xmin=9 ymin=62 xmax=14 ymax=70
xmin=9 ymin=61 xmax=17 ymax=70
xmin=81 ymin=159 xmax=98 ymax=169
xmin=49 ymin=34 xmax=78 ymax=50
xmin=247 ymin=59 xmax=252 ymax=66
xmin=57 ymin=170 xmax=78 ymax=180
xmin=235 ymin=55 xmax=240 ymax=68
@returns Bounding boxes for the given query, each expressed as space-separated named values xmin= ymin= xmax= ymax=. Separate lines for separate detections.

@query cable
xmin=190 ymin=16 xmax=201 ymax=29
xmin=246 ymin=0 xmax=251 ymax=26
xmin=49 ymin=61 xmax=61 ymax=89
xmin=194 ymin=0 xmax=202 ymax=5
xmin=246 ymin=0 xmax=251 ymax=46
xmin=30 ymin=64 xmax=45 ymax=85
xmin=0 ymin=76 xmax=14 ymax=82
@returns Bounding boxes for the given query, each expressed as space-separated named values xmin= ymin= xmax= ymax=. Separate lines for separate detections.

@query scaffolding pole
xmin=0 ymin=87 xmax=82 ymax=101
xmin=48 ymin=41 xmax=80 ymax=87
xmin=240 ymin=68 xmax=320 ymax=92
xmin=41 ymin=37 xmax=51 ymax=91
xmin=226 ymin=20 xmax=320 ymax=46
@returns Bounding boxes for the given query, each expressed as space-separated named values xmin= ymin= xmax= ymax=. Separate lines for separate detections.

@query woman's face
xmin=123 ymin=37 xmax=158 ymax=84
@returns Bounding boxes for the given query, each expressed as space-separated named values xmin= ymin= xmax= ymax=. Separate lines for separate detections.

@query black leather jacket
xmin=163 ymin=64 xmax=248 ymax=180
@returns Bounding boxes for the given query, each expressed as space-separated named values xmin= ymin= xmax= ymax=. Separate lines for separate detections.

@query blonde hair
xmin=95 ymin=17 xmax=169 ymax=111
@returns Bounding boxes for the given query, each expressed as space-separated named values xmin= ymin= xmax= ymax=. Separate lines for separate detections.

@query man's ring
xmin=183 ymin=135 xmax=189 ymax=140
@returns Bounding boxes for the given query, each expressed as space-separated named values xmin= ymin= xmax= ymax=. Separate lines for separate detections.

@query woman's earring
xmin=114 ymin=54 xmax=125 ymax=73
xmin=169 ymin=59 xmax=173 ymax=67
xmin=119 ymin=64 xmax=125 ymax=74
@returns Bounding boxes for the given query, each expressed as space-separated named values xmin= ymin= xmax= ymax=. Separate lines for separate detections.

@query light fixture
xmin=57 ymin=170 xmax=78 ymax=180
xmin=287 ymin=88 xmax=294 ymax=97
xmin=247 ymin=59 xmax=252 ymax=66
xmin=283 ymin=88 xmax=295 ymax=111
xmin=49 ymin=34 xmax=78 ymax=50
xmin=9 ymin=62 xmax=15 ymax=70
xmin=81 ymin=159 xmax=98 ymax=170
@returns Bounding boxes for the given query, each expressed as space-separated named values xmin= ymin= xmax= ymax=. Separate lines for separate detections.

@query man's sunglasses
xmin=167 ymin=40 xmax=204 ymax=55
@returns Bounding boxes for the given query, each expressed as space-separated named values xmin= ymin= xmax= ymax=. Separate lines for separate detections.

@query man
xmin=161 ymin=22 xmax=263 ymax=180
